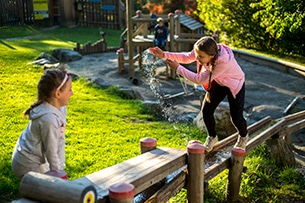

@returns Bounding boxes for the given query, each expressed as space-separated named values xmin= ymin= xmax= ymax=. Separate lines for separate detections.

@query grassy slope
xmin=0 ymin=25 xmax=304 ymax=202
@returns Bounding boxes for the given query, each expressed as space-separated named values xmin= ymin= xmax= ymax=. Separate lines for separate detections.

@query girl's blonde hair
xmin=24 ymin=64 xmax=69 ymax=116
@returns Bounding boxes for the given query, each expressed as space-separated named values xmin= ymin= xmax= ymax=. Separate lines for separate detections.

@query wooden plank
xmin=205 ymin=116 xmax=276 ymax=181
xmin=207 ymin=116 xmax=272 ymax=155
xmin=278 ymin=109 xmax=305 ymax=123
xmin=205 ymin=157 xmax=230 ymax=181
xmin=145 ymin=167 xmax=187 ymax=203
xmin=285 ymin=118 xmax=305 ymax=135
xmin=246 ymin=119 xmax=286 ymax=152
xmin=73 ymin=147 xmax=186 ymax=201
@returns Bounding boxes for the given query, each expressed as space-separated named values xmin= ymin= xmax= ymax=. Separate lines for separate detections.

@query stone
xmin=193 ymin=101 xmax=237 ymax=138
xmin=52 ymin=48 xmax=82 ymax=62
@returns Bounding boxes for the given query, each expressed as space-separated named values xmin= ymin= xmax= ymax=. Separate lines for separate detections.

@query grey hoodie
xmin=12 ymin=102 xmax=66 ymax=173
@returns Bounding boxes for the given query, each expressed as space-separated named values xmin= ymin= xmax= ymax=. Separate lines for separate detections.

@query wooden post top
xmin=109 ymin=182 xmax=135 ymax=200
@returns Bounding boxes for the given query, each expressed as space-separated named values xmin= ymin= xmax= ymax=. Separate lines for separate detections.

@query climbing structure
xmin=120 ymin=0 xmax=213 ymax=80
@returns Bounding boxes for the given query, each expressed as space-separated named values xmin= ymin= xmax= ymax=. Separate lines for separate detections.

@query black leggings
xmin=202 ymin=81 xmax=248 ymax=138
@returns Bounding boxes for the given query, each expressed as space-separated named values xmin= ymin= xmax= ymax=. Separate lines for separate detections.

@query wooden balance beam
xmin=73 ymin=147 xmax=187 ymax=202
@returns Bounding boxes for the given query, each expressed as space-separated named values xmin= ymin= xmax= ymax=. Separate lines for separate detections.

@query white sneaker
xmin=203 ymin=136 xmax=218 ymax=152
xmin=234 ymin=135 xmax=249 ymax=150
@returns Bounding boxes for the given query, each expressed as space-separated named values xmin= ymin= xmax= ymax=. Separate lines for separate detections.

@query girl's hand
xmin=148 ymin=47 xmax=164 ymax=58
xmin=166 ymin=59 xmax=179 ymax=71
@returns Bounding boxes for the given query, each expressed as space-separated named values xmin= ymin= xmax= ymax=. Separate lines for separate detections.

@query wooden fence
xmin=14 ymin=110 xmax=305 ymax=203
xmin=76 ymin=0 xmax=125 ymax=29
xmin=0 ymin=0 xmax=125 ymax=29
xmin=0 ymin=0 xmax=34 ymax=27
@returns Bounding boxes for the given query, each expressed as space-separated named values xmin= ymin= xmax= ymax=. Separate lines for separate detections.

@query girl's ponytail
xmin=23 ymin=100 xmax=44 ymax=117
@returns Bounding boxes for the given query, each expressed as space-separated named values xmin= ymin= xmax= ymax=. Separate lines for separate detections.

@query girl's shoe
xmin=203 ymin=136 xmax=218 ymax=152
xmin=234 ymin=135 xmax=249 ymax=150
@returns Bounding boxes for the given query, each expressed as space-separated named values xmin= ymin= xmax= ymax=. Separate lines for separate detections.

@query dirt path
xmin=67 ymin=51 xmax=305 ymax=168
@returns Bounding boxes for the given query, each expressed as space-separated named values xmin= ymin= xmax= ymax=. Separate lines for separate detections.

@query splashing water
xmin=141 ymin=49 xmax=178 ymax=123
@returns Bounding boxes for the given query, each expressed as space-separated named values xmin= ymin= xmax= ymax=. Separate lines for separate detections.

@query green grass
xmin=1 ymin=25 xmax=305 ymax=203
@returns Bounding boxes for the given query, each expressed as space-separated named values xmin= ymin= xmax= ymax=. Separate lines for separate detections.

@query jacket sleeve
xmin=176 ymin=65 xmax=210 ymax=85
xmin=39 ymin=114 xmax=62 ymax=170
xmin=164 ymin=49 xmax=197 ymax=64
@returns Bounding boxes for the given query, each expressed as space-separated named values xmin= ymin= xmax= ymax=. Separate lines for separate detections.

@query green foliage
xmin=250 ymin=0 xmax=305 ymax=55
xmin=196 ymin=0 xmax=305 ymax=56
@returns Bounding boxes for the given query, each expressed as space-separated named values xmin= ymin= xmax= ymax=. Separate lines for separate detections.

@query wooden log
xmin=207 ymin=116 xmax=272 ymax=155
xmin=283 ymin=96 xmax=299 ymax=115
xmin=137 ymin=138 xmax=164 ymax=202
xmin=20 ymin=172 xmax=97 ymax=203
xmin=265 ymin=137 xmax=296 ymax=167
xmin=186 ymin=141 xmax=205 ymax=203
xmin=168 ymin=13 xmax=176 ymax=79
xmin=117 ymin=48 xmax=125 ymax=73
xmin=127 ymin=0 xmax=134 ymax=79
xmin=205 ymin=156 xmax=230 ymax=181
xmin=280 ymin=118 xmax=305 ymax=144
xmin=246 ymin=119 xmax=286 ymax=153
xmin=286 ymin=118 xmax=305 ymax=136
xmin=279 ymin=109 xmax=305 ymax=124
xmin=205 ymin=117 xmax=276 ymax=182
xmin=227 ymin=148 xmax=246 ymax=202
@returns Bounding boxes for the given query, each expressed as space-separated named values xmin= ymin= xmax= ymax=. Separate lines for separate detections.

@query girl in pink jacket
xmin=149 ymin=36 xmax=248 ymax=152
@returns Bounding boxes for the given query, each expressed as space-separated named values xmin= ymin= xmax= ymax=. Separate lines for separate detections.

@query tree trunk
xmin=265 ymin=137 xmax=296 ymax=167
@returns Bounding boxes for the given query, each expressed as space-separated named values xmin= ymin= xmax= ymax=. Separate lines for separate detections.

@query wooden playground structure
xmin=16 ymin=109 xmax=305 ymax=203
xmin=117 ymin=0 xmax=212 ymax=80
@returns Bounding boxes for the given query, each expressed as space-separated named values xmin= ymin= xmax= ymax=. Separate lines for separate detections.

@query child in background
xmin=154 ymin=17 xmax=168 ymax=51
xmin=11 ymin=65 xmax=73 ymax=179
xmin=149 ymin=36 xmax=248 ymax=152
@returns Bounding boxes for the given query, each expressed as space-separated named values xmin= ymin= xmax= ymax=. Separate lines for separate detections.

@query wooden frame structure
xmin=121 ymin=0 xmax=210 ymax=80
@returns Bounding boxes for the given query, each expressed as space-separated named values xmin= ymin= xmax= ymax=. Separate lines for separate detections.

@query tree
xmin=195 ymin=0 xmax=305 ymax=56
xmin=251 ymin=0 xmax=305 ymax=55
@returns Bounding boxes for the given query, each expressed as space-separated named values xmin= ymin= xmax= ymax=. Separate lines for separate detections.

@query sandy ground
xmin=66 ymin=51 xmax=305 ymax=168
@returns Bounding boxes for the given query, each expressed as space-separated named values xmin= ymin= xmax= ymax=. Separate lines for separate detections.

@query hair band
xmin=57 ymin=74 xmax=69 ymax=91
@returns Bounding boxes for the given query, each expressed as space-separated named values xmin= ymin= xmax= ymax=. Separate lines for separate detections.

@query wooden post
xmin=227 ymin=148 xmax=246 ymax=202
xmin=60 ymin=0 xmax=76 ymax=26
xmin=126 ymin=0 xmax=134 ymax=79
xmin=187 ymin=140 xmax=205 ymax=203
xmin=174 ymin=10 xmax=181 ymax=37
xmin=140 ymin=137 xmax=157 ymax=154
xmin=174 ymin=10 xmax=181 ymax=52
xmin=109 ymin=182 xmax=135 ymax=203
xmin=168 ymin=12 xmax=176 ymax=79
xmin=138 ymin=46 xmax=143 ymax=70
xmin=20 ymin=172 xmax=97 ymax=203
xmin=117 ymin=48 xmax=125 ymax=73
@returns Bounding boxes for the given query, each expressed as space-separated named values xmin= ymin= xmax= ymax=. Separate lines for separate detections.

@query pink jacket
xmin=163 ymin=44 xmax=245 ymax=98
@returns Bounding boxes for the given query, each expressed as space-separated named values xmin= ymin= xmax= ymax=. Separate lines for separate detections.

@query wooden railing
xmin=15 ymin=110 xmax=305 ymax=203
